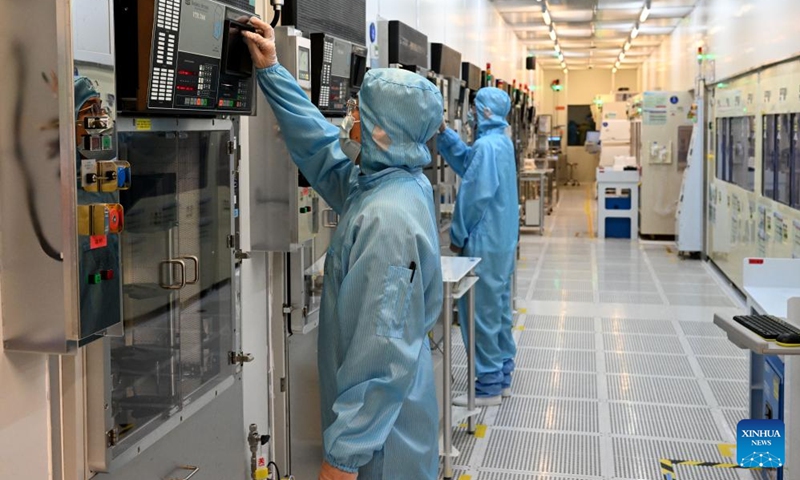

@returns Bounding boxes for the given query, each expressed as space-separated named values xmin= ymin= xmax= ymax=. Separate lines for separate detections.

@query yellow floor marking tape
xmin=660 ymin=458 xmax=756 ymax=480
xmin=517 ymin=308 xmax=528 ymax=314
xmin=457 ymin=475 xmax=471 ymax=480
xmin=514 ymin=326 xmax=525 ymax=332
xmin=584 ymin=187 xmax=595 ymax=238
xmin=717 ymin=444 xmax=736 ymax=458
xmin=457 ymin=424 xmax=487 ymax=438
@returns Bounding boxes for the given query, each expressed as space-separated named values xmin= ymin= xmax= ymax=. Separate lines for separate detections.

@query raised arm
xmin=246 ymin=18 xmax=354 ymax=213
xmin=436 ymin=127 xmax=473 ymax=177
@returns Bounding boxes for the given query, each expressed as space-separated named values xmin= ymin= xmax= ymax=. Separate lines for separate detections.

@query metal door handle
xmin=159 ymin=259 xmax=186 ymax=290
xmin=166 ymin=465 xmax=199 ymax=480
xmin=181 ymin=255 xmax=199 ymax=285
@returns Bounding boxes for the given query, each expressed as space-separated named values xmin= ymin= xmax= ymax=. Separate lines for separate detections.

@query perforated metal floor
xmin=439 ymin=188 xmax=748 ymax=480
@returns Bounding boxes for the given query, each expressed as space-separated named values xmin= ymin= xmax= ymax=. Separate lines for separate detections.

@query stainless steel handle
xmin=159 ymin=259 xmax=186 ymax=290
xmin=322 ymin=208 xmax=339 ymax=228
xmin=181 ymin=255 xmax=199 ymax=285
xmin=166 ymin=465 xmax=199 ymax=480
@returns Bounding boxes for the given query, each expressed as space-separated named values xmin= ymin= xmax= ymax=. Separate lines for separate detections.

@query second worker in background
xmin=438 ymin=88 xmax=519 ymax=406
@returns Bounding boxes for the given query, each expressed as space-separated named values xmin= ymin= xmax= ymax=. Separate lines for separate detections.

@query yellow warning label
xmin=135 ymin=118 xmax=152 ymax=131
xmin=774 ymin=377 xmax=780 ymax=400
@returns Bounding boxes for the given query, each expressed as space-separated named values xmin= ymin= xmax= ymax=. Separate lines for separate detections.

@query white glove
xmin=243 ymin=17 xmax=278 ymax=69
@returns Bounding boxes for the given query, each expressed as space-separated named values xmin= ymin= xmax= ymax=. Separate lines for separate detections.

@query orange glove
xmin=318 ymin=461 xmax=357 ymax=480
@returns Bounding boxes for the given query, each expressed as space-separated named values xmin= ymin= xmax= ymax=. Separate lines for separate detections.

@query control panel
xmin=75 ymin=72 xmax=127 ymax=343
xmin=115 ymin=0 xmax=256 ymax=115
xmin=310 ymin=33 xmax=367 ymax=116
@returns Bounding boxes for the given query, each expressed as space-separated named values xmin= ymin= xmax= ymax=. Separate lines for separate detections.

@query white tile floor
xmin=443 ymin=187 xmax=758 ymax=480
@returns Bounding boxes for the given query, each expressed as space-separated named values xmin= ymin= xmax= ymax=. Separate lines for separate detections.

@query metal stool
xmin=565 ymin=161 xmax=580 ymax=186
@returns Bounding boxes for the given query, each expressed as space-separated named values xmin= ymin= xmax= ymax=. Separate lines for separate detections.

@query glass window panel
xmin=716 ymin=118 xmax=727 ymax=180
xmin=730 ymin=117 xmax=756 ymax=191
xmin=777 ymin=114 xmax=792 ymax=205
xmin=792 ymin=114 xmax=800 ymax=209
xmin=175 ymin=131 xmax=234 ymax=402
xmin=763 ymin=115 xmax=777 ymax=200
xmin=114 ymin=131 xmax=181 ymax=449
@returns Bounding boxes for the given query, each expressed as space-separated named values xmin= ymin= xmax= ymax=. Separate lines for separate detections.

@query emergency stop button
xmin=100 ymin=270 xmax=114 ymax=281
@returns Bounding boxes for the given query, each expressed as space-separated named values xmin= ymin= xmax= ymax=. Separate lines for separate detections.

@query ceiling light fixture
xmin=549 ymin=26 xmax=557 ymax=41
xmin=615 ymin=60 xmax=620 ymax=68
xmin=639 ymin=0 xmax=651 ymax=23
xmin=557 ymin=52 xmax=564 ymax=61
xmin=554 ymin=43 xmax=561 ymax=53
xmin=631 ymin=24 xmax=640 ymax=39
xmin=624 ymin=41 xmax=631 ymax=51
xmin=619 ymin=52 xmax=625 ymax=61
xmin=542 ymin=9 xmax=552 ymax=26
xmin=563 ymin=68 xmax=568 ymax=73
xmin=612 ymin=67 xmax=618 ymax=73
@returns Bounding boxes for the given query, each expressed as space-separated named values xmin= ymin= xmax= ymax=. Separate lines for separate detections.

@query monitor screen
xmin=331 ymin=37 xmax=351 ymax=79
xmin=350 ymin=52 xmax=367 ymax=88
xmin=549 ymin=136 xmax=562 ymax=143
xmin=298 ymin=46 xmax=310 ymax=82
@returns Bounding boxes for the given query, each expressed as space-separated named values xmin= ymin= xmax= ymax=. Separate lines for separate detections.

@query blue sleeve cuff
xmin=436 ymin=128 xmax=460 ymax=149
xmin=324 ymin=454 xmax=360 ymax=474
xmin=256 ymin=63 xmax=282 ymax=75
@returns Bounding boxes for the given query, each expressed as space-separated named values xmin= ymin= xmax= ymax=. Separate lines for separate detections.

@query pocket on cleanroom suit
xmin=376 ymin=265 xmax=414 ymax=339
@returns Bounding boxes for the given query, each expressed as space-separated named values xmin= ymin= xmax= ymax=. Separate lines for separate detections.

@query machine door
xmin=88 ymin=120 xmax=239 ymax=474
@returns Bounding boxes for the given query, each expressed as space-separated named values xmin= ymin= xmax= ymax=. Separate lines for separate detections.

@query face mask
xmin=339 ymin=99 xmax=361 ymax=162
xmin=468 ymin=108 xmax=478 ymax=133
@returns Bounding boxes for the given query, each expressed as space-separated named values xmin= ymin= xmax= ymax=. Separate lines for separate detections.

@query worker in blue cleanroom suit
xmin=437 ymin=87 xmax=519 ymax=407
xmin=244 ymin=18 xmax=443 ymax=480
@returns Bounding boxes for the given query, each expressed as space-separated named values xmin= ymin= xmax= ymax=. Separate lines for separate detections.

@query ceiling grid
xmin=492 ymin=0 xmax=699 ymax=71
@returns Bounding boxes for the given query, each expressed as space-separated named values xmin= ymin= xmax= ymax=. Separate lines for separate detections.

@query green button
xmin=88 ymin=273 xmax=102 ymax=285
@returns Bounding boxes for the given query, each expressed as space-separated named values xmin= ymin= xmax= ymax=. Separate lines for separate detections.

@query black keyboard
xmin=733 ymin=314 xmax=800 ymax=340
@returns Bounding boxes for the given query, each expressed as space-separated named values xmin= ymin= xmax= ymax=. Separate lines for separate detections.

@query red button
xmin=100 ymin=270 xmax=114 ymax=280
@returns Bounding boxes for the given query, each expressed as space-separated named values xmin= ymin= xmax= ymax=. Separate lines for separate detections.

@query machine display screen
xmin=178 ymin=0 xmax=223 ymax=59
xmin=331 ymin=37 xmax=351 ymax=79
xmin=298 ymin=47 xmax=310 ymax=82
xmin=350 ymin=52 xmax=366 ymax=88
